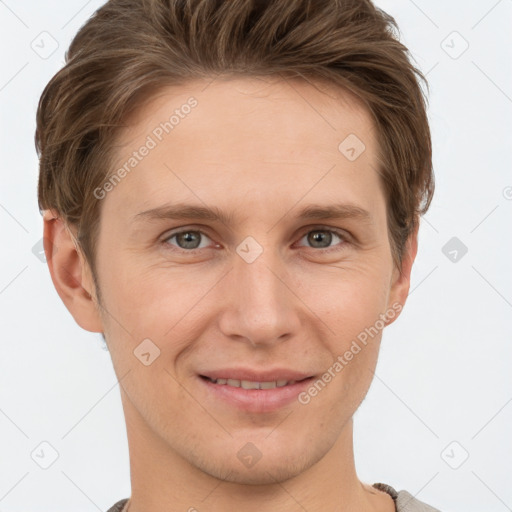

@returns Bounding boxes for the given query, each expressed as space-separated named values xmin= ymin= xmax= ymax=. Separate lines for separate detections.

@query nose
xmin=217 ymin=247 xmax=302 ymax=347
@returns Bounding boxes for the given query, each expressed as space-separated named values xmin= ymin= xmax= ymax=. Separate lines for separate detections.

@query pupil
xmin=178 ymin=231 xmax=200 ymax=249
xmin=308 ymin=230 xmax=331 ymax=248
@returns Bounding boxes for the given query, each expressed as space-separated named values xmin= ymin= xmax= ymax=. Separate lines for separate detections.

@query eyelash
xmin=161 ymin=226 xmax=350 ymax=253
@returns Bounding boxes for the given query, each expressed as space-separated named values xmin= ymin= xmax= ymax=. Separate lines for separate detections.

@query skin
xmin=44 ymin=76 xmax=418 ymax=512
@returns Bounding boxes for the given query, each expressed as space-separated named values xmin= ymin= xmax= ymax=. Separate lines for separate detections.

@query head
xmin=37 ymin=0 xmax=433 ymax=485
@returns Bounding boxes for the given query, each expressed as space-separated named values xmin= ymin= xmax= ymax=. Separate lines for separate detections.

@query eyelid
xmin=299 ymin=224 xmax=351 ymax=238
xmin=160 ymin=224 xmax=353 ymax=252
xmin=294 ymin=225 xmax=352 ymax=248
xmin=161 ymin=227 xmax=216 ymax=249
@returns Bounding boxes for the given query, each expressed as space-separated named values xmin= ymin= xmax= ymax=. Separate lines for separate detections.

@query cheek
xmin=97 ymin=256 xmax=221 ymax=359
xmin=301 ymin=263 xmax=391 ymax=396
xmin=309 ymin=263 xmax=392 ymax=341
xmin=98 ymin=236 xmax=393 ymax=357
xmin=299 ymin=277 xmax=387 ymax=423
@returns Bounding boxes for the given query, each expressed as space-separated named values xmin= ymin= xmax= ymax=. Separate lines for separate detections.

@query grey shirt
xmin=106 ymin=482 xmax=441 ymax=511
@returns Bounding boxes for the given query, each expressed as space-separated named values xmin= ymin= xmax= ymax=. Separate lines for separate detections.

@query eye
xmin=161 ymin=226 xmax=349 ymax=253
xmin=296 ymin=228 xmax=348 ymax=250
xmin=163 ymin=229 xmax=214 ymax=251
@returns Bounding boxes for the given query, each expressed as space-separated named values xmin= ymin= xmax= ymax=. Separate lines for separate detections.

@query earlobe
xmin=42 ymin=210 xmax=103 ymax=333
xmin=386 ymin=222 xmax=419 ymax=326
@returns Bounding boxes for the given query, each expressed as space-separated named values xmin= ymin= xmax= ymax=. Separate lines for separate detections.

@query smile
xmin=203 ymin=377 xmax=298 ymax=389
xmin=198 ymin=373 xmax=315 ymax=413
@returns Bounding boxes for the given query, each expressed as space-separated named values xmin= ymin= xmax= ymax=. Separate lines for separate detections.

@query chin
xmin=188 ymin=440 xmax=323 ymax=486
xmin=200 ymin=459 xmax=310 ymax=486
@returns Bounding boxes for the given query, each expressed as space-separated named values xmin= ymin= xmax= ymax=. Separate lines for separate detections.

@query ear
xmin=385 ymin=221 xmax=419 ymax=327
xmin=42 ymin=210 xmax=103 ymax=333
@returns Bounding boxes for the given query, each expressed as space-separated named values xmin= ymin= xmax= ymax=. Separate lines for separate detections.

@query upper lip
xmin=199 ymin=368 xmax=313 ymax=382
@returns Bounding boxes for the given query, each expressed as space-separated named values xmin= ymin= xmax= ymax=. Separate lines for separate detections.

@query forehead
xmin=105 ymin=76 xmax=383 ymax=220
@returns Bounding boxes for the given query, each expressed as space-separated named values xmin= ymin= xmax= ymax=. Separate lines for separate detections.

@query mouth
xmin=200 ymin=375 xmax=310 ymax=389
xmin=198 ymin=371 xmax=315 ymax=413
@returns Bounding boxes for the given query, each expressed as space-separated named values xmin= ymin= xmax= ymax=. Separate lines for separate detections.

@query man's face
xmin=90 ymin=77 xmax=408 ymax=484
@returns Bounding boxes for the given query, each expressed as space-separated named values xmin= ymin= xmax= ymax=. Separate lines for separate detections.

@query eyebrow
xmin=133 ymin=202 xmax=372 ymax=225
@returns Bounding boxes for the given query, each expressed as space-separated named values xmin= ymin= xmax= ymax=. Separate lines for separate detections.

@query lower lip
xmin=199 ymin=376 xmax=315 ymax=413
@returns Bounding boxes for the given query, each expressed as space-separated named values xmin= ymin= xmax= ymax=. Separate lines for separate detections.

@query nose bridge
xmin=237 ymin=250 xmax=283 ymax=306
xmin=218 ymin=241 xmax=300 ymax=344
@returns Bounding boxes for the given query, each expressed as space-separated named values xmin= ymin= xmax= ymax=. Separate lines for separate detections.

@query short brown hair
xmin=36 ymin=0 xmax=434 ymax=282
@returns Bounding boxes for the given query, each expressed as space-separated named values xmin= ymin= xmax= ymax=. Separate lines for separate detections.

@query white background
xmin=0 ymin=1 xmax=511 ymax=511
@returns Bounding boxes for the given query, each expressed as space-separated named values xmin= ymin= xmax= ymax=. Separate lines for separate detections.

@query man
xmin=36 ymin=0 xmax=439 ymax=510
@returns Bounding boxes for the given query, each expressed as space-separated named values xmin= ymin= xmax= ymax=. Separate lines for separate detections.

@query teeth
xmin=241 ymin=380 xmax=259 ymax=389
xmin=207 ymin=377 xmax=297 ymax=389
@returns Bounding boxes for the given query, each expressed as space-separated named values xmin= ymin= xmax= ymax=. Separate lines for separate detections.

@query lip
xmin=198 ymin=368 xmax=315 ymax=413
xmin=200 ymin=368 xmax=312 ymax=382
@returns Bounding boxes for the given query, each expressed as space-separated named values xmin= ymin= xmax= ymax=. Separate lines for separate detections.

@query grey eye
xmin=166 ymin=230 xmax=212 ymax=250
xmin=299 ymin=229 xmax=344 ymax=249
